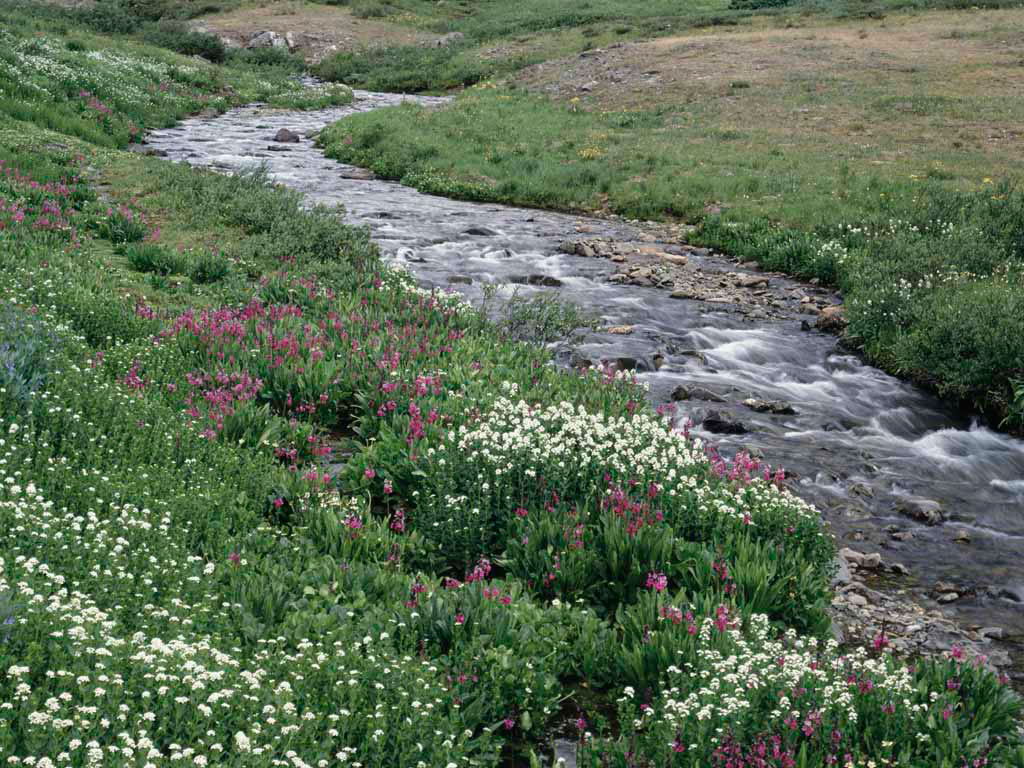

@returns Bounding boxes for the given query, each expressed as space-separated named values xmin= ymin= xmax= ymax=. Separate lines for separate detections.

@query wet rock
xmin=464 ymin=225 xmax=499 ymax=236
xmin=937 ymin=592 xmax=960 ymax=604
xmin=953 ymin=529 xmax=971 ymax=544
xmin=607 ymin=274 xmax=629 ymax=284
xmin=558 ymin=240 xmax=577 ymax=255
xmin=337 ymin=167 xmax=376 ymax=181
xmin=248 ymin=30 xmax=287 ymax=49
xmin=447 ymin=275 xmax=473 ymax=285
xmin=265 ymin=145 xmax=292 ymax=152
xmin=606 ymin=325 xmax=634 ymax=335
xmin=702 ymin=411 xmax=748 ymax=435
xmin=742 ymin=398 xmax=796 ymax=415
xmin=815 ymin=305 xmax=848 ymax=333
xmin=998 ymin=588 xmax=1022 ymax=603
xmin=889 ymin=562 xmax=911 ymax=576
xmin=839 ymin=547 xmax=864 ymax=566
xmin=570 ymin=352 xmax=595 ymax=370
xmin=896 ymin=498 xmax=943 ymax=526
xmin=860 ymin=552 xmax=883 ymax=570
xmin=526 ymin=274 xmax=563 ymax=287
xmin=979 ymin=626 xmax=1004 ymax=640
xmin=273 ymin=128 xmax=301 ymax=143
xmin=671 ymin=385 xmax=725 ymax=403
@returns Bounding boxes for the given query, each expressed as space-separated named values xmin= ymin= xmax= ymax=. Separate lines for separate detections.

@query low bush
xmin=142 ymin=19 xmax=227 ymax=63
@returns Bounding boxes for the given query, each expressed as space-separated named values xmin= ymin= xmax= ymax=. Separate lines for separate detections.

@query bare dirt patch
xmin=514 ymin=9 xmax=1024 ymax=167
xmin=194 ymin=1 xmax=431 ymax=62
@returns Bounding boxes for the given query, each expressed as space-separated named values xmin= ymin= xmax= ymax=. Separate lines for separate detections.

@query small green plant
xmin=121 ymin=241 xmax=189 ymax=275
xmin=188 ymin=248 xmax=231 ymax=283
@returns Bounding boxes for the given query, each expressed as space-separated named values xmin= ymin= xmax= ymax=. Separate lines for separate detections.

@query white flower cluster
xmin=0 ymin=449 xmax=484 ymax=766
xmin=443 ymin=397 xmax=818 ymax=526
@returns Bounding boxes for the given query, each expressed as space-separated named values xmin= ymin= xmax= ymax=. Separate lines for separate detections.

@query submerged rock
xmin=742 ymin=398 xmax=796 ymax=415
xmin=273 ymin=128 xmax=301 ymax=143
xmin=702 ymin=410 xmax=748 ymax=434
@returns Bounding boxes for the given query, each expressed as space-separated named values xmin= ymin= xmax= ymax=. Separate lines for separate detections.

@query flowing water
xmin=144 ymin=90 xmax=1024 ymax=656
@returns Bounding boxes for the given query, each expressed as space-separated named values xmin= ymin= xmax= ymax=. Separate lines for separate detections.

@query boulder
xmin=248 ymin=30 xmax=287 ymax=49
xmin=742 ymin=398 xmax=796 ymax=415
xmin=701 ymin=410 xmax=748 ymax=435
xmin=273 ymin=128 xmax=301 ymax=143
xmin=463 ymin=225 xmax=499 ymax=236
xmin=816 ymin=305 xmax=847 ymax=333
xmin=671 ymin=385 xmax=725 ymax=403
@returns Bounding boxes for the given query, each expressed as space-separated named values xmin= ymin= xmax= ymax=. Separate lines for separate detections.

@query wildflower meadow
xmin=1 ymin=3 xmax=1023 ymax=767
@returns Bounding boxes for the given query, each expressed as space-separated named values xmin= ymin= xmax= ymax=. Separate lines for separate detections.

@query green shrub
xmin=121 ymin=241 xmax=189 ymax=275
xmin=142 ymin=19 xmax=226 ymax=62
xmin=188 ymin=248 xmax=231 ymax=283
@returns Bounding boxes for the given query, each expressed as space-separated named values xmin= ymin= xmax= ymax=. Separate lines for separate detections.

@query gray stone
xmin=273 ymin=128 xmax=301 ymax=143
xmin=702 ymin=411 xmax=748 ymax=435
xmin=248 ymin=30 xmax=287 ymax=49
xmin=742 ymin=398 xmax=796 ymax=415
xmin=463 ymin=226 xmax=499 ymax=236
xmin=896 ymin=498 xmax=943 ymax=526
xmin=670 ymin=385 xmax=725 ymax=403
xmin=860 ymin=552 xmax=883 ymax=570
xmin=832 ymin=558 xmax=852 ymax=587
xmin=838 ymin=547 xmax=864 ymax=565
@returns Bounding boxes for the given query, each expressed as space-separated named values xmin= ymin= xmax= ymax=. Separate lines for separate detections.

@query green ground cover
xmin=0 ymin=0 xmax=351 ymax=149
xmin=0 ymin=4 xmax=1022 ymax=766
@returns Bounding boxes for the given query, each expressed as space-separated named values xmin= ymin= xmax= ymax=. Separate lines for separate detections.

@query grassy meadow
xmin=0 ymin=1 xmax=1023 ymax=766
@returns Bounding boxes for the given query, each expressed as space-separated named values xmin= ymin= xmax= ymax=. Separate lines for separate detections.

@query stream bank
xmin=142 ymin=90 xmax=1024 ymax=681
